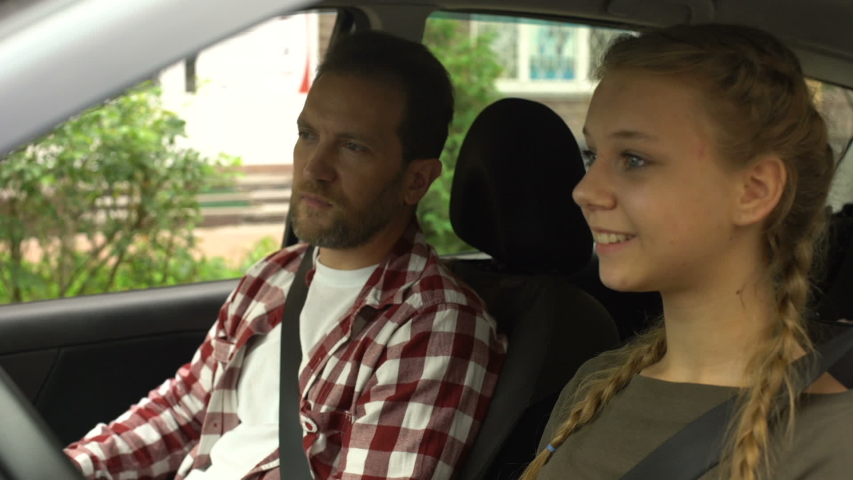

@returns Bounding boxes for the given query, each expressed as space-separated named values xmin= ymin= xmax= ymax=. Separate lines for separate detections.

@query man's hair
xmin=316 ymin=30 xmax=454 ymax=162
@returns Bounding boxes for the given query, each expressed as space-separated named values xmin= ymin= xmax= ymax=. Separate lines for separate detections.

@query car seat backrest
xmin=814 ymin=204 xmax=853 ymax=387
xmin=448 ymin=98 xmax=620 ymax=479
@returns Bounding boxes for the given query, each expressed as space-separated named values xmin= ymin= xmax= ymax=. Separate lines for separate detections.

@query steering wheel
xmin=0 ymin=367 xmax=84 ymax=480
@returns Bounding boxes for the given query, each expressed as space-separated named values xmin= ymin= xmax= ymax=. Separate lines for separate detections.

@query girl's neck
xmin=642 ymin=275 xmax=777 ymax=387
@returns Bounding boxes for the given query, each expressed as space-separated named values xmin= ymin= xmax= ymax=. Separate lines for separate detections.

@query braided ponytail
xmin=726 ymin=138 xmax=832 ymax=479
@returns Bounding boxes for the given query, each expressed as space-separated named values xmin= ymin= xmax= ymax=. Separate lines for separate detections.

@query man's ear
xmin=733 ymin=154 xmax=787 ymax=227
xmin=402 ymin=158 xmax=442 ymax=206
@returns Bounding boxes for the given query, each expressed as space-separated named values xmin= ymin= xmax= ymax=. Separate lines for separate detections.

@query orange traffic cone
xmin=299 ymin=14 xmax=313 ymax=94
xmin=299 ymin=56 xmax=311 ymax=93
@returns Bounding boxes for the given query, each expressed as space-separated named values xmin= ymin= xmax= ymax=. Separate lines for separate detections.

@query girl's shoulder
xmin=575 ymin=351 xmax=624 ymax=382
xmin=547 ymin=352 xmax=623 ymax=425
xmin=797 ymin=388 xmax=853 ymax=434
xmin=777 ymin=390 xmax=853 ymax=478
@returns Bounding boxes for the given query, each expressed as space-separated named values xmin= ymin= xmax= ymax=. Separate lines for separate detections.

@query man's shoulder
xmin=228 ymin=242 xmax=309 ymax=302
xmin=243 ymin=243 xmax=309 ymax=280
xmin=217 ymin=243 xmax=310 ymax=338
xmin=381 ymin=246 xmax=507 ymax=356
xmin=409 ymin=256 xmax=487 ymax=310
xmin=392 ymin=242 xmax=486 ymax=314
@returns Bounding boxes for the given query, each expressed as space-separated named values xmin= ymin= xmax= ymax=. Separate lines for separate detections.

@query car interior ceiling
xmin=327 ymin=0 xmax=853 ymax=90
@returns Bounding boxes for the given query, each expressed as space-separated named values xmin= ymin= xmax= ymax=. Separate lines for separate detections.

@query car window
xmin=421 ymin=13 xmax=628 ymax=255
xmin=817 ymin=82 xmax=853 ymax=210
xmin=0 ymin=10 xmax=338 ymax=305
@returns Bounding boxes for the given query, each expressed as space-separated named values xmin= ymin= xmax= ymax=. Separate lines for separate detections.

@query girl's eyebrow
xmin=610 ymin=129 xmax=658 ymax=141
xmin=582 ymin=126 xmax=659 ymax=141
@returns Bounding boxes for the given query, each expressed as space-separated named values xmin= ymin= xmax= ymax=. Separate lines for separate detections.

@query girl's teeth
xmin=594 ymin=233 xmax=634 ymax=244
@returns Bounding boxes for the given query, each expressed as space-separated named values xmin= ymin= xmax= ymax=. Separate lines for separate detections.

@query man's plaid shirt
xmin=65 ymin=222 xmax=508 ymax=479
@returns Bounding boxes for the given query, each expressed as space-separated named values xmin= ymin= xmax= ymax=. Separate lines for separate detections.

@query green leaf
xmin=0 ymin=81 xmax=242 ymax=303
xmin=420 ymin=17 xmax=501 ymax=254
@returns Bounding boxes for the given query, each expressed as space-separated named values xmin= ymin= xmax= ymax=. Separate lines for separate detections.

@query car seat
xmin=447 ymin=98 xmax=620 ymax=479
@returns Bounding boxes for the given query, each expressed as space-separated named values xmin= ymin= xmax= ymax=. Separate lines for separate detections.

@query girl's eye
xmin=624 ymin=154 xmax=647 ymax=169
xmin=581 ymin=149 xmax=597 ymax=168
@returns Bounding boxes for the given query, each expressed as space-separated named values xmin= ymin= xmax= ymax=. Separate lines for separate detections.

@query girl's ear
xmin=732 ymin=154 xmax=787 ymax=227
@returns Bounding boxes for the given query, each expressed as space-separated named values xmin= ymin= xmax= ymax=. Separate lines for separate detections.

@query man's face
xmin=290 ymin=73 xmax=410 ymax=249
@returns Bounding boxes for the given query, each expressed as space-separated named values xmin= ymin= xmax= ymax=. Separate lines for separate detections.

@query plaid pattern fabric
xmin=65 ymin=221 xmax=507 ymax=479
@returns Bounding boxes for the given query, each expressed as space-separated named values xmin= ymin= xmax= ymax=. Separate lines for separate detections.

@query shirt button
xmin=301 ymin=415 xmax=318 ymax=433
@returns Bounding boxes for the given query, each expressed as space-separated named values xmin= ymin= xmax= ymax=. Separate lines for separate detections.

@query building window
xmin=472 ymin=16 xmax=592 ymax=95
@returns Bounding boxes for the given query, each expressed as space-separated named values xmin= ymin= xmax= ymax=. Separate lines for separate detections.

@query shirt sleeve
xmin=63 ymin=305 xmax=230 ymax=479
xmin=331 ymin=302 xmax=506 ymax=480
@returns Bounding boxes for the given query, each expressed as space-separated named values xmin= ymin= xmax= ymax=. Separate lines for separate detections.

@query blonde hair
xmin=522 ymin=24 xmax=835 ymax=480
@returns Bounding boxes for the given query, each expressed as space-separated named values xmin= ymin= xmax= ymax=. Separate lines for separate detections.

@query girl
xmin=522 ymin=24 xmax=853 ymax=480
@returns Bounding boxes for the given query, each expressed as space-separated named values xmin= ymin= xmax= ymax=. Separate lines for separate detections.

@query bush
xmin=0 ymin=83 xmax=241 ymax=303
xmin=0 ymin=234 xmax=280 ymax=304
xmin=420 ymin=17 xmax=503 ymax=254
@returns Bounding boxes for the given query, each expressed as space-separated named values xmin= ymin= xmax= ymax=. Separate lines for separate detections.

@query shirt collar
xmin=304 ymin=218 xmax=434 ymax=309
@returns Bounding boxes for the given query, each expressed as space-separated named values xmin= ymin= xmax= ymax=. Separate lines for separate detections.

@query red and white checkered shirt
xmin=65 ymin=222 xmax=508 ymax=479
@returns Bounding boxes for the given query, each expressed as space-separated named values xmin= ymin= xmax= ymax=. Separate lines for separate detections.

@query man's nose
xmin=572 ymin=161 xmax=616 ymax=212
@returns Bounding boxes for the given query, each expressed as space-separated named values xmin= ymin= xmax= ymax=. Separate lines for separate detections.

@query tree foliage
xmin=0 ymin=83 xmax=241 ymax=303
xmin=419 ymin=17 xmax=503 ymax=254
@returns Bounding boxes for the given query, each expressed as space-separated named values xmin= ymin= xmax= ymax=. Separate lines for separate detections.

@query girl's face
xmin=574 ymin=70 xmax=747 ymax=294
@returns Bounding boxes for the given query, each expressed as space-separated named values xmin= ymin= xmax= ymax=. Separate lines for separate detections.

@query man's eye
xmin=297 ymin=131 xmax=315 ymax=140
xmin=581 ymin=149 xmax=596 ymax=168
xmin=344 ymin=142 xmax=366 ymax=153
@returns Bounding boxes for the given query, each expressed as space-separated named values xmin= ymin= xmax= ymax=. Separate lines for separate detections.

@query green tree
xmin=0 ymin=83 xmax=240 ymax=303
xmin=420 ymin=17 xmax=503 ymax=254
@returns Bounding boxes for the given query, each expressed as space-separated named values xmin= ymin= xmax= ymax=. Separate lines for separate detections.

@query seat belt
xmin=279 ymin=245 xmax=316 ymax=480
xmin=620 ymin=326 xmax=853 ymax=480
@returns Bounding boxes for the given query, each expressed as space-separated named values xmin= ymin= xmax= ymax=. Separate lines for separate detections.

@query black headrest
xmin=450 ymin=98 xmax=592 ymax=274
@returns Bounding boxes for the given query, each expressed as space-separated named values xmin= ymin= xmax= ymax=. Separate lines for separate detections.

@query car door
xmin=0 ymin=1 xmax=356 ymax=446
xmin=0 ymin=281 xmax=235 ymax=445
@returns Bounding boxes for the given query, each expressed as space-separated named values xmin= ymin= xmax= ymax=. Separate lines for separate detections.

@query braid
xmin=520 ymin=327 xmax=667 ymax=480
xmin=725 ymin=208 xmax=825 ymax=480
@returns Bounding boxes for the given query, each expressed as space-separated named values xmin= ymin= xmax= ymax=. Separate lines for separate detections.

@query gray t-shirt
xmin=537 ymin=354 xmax=853 ymax=479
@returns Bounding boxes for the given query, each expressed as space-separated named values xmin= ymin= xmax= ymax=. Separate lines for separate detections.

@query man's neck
xmin=317 ymin=215 xmax=412 ymax=270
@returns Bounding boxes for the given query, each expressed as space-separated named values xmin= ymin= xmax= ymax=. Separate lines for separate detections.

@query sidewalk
xmin=17 ymin=222 xmax=285 ymax=267
xmin=194 ymin=222 xmax=284 ymax=265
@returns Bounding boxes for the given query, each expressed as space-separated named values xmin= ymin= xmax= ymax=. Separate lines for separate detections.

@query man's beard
xmin=290 ymin=171 xmax=405 ymax=249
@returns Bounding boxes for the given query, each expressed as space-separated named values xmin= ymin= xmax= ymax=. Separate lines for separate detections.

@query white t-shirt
xmin=185 ymin=255 xmax=378 ymax=480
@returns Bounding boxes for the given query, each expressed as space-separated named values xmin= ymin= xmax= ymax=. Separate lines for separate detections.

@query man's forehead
xmin=297 ymin=106 xmax=385 ymax=140
xmin=299 ymin=74 xmax=405 ymax=138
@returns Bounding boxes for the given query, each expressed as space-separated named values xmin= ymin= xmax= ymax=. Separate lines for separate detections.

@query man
xmin=64 ymin=31 xmax=507 ymax=479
